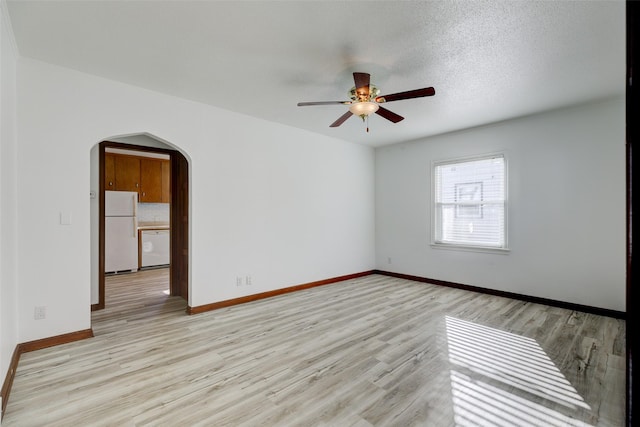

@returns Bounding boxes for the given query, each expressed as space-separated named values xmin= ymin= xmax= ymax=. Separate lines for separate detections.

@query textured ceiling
xmin=6 ymin=1 xmax=625 ymax=147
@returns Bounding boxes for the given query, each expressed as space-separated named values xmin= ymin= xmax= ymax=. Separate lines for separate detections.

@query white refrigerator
xmin=105 ymin=191 xmax=139 ymax=273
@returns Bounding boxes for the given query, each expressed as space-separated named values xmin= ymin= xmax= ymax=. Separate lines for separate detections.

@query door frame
xmin=93 ymin=140 xmax=189 ymax=310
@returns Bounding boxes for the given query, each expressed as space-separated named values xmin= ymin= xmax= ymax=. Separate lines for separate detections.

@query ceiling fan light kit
xmin=297 ymin=72 xmax=435 ymax=133
xmin=349 ymin=101 xmax=379 ymax=118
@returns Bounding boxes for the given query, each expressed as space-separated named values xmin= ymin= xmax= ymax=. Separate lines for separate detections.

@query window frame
xmin=431 ymin=152 xmax=509 ymax=253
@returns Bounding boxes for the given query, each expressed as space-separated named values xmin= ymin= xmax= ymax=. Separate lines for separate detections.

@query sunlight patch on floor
xmin=445 ymin=316 xmax=591 ymax=427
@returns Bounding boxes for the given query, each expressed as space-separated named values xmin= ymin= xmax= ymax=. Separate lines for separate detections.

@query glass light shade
xmin=349 ymin=101 xmax=379 ymax=117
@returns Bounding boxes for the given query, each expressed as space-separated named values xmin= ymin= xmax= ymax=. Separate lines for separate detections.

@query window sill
xmin=430 ymin=243 xmax=510 ymax=254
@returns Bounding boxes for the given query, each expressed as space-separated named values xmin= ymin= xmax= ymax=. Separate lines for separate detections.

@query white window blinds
xmin=434 ymin=154 xmax=507 ymax=249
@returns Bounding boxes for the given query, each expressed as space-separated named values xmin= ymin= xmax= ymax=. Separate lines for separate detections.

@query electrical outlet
xmin=236 ymin=277 xmax=243 ymax=286
xmin=34 ymin=306 xmax=46 ymax=320
xmin=387 ymin=257 xmax=392 ymax=264
xmin=245 ymin=276 xmax=252 ymax=286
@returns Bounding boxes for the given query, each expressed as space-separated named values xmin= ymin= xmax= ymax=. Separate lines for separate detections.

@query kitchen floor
xmin=100 ymin=267 xmax=176 ymax=323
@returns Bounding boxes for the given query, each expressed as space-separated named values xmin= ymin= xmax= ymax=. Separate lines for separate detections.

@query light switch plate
xmin=60 ymin=211 xmax=72 ymax=225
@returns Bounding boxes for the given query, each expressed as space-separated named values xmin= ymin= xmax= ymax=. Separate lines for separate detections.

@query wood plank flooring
xmin=3 ymin=269 xmax=625 ymax=426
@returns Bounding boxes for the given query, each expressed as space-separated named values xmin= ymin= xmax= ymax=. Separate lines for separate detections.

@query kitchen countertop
xmin=137 ymin=222 xmax=170 ymax=230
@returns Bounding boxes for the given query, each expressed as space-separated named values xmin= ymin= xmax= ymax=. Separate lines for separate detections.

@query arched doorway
xmin=92 ymin=134 xmax=189 ymax=311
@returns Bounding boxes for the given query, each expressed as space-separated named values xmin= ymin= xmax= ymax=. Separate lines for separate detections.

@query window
xmin=433 ymin=154 xmax=507 ymax=250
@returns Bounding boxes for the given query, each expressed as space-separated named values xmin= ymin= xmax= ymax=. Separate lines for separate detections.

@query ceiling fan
xmin=297 ymin=72 xmax=435 ymax=132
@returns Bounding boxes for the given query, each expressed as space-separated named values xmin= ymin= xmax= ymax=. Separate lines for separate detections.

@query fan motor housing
xmin=349 ymin=84 xmax=380 ymax=102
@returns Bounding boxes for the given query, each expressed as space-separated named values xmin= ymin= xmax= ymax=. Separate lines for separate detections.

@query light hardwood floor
xmin=3 ymin=270 xmax=625 ymax=426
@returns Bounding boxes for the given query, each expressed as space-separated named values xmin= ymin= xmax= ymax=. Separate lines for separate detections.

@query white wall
xmin=1 ymin=0 xmax=19 ymax=391
xmin=16 ymin=58 xmax=375 ymax=342
xmin=375 ymin=97 xmax=626 ymax=312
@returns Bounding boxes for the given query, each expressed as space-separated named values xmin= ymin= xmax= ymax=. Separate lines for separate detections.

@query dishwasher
xmin=141 ymin=229 xmax=170 ymax=268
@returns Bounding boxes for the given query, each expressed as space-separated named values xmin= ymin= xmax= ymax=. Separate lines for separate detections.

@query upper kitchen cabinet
xmin=114 ymin=154 xmax=141 ymax=192
xmin=105 ymin=153 xmax=116 ymax=190
xmin=140 ymin=158 xmax=162 ymax=203
xmin=105 ymin=152 xmax=170 ymax=203
xmin=140 ymin=158 xmax=170 ymax=203
xmin=105 ymin=152 xmax=139 ymax=191
xmin=161 ymin=160 xmax=171 ymax=203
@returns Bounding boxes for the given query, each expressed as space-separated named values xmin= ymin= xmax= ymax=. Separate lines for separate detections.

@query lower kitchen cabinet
xmin=140 ymin=229 xmax=170 ymax=268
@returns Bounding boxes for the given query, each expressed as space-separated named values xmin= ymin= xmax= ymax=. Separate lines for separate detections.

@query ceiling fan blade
xmin=375 ymin=87 xmax=435 ymax=103
xmin=297 ymin=101 xmax=351 ymax=106
xmin=329 ymin=111 xmax=353 ymax=127
xmin=353 ymin=72 xmax=371 ymax=90
xmin=375 ymin=106 xmax=404 ymax=123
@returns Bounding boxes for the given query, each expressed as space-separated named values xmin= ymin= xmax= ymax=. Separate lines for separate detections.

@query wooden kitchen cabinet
xmin=114 ymin=155 xmax=140 ymax=192
xmin=161 ymin=160 xmax=171 ymax=203
xmin=105 ymin=153 xmax=140 ymax=192
xmin=140 ymin=158 xmax=163 ymax=203
xmin=105 ymin=152 xmax=170 ymax=203
xmin=104 ymin=153 xmax=116 ymax=190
